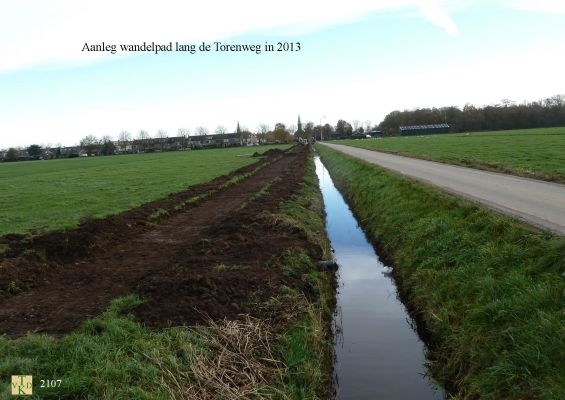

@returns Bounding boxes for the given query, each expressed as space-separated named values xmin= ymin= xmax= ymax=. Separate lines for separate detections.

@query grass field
xmin=0 ymin=145 xmax=289 ymax=236
xmin=317 ymin=144 xmax=565 ymax=399
xmin=333 ymin=127 xmax=565 ymax=182
xmin=0 ymin=152 xmax=334 ymax=399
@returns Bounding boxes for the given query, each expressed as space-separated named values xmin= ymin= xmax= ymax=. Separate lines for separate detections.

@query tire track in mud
xmin=0 ymin=147 xmax=309 ymax=337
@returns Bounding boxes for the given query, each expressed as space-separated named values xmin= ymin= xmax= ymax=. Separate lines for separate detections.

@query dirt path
xmin=0 ymin=147 xmax=313 ymax=337
xmin=322 ymin=143 xmax=565 ymax=235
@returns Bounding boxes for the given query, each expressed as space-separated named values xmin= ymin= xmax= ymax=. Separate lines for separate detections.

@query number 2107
xmin=40 ymin=379 xmax=62 ymax=388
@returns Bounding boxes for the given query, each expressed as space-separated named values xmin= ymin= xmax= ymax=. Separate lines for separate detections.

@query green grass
xmin=317 ymin=144 xmax=565 ymax=400
xmin=0 ymin=145 xmax=289 ymax=236
xmin=264 ymin=153 xmax=334 ymax=398
xmin=334 ymin=127 xmax=565 ymax=182
xmin=0 ymin=150 xmax=335 ymax=399
xmin=1 ymin=295 xmax=188 ymax=399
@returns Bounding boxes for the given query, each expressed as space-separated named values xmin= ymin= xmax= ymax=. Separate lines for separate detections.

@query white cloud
xmin=0 ymin=0 xmax=460 ymax=73
xmin=418 ymin=0 xmax=458 ymax=35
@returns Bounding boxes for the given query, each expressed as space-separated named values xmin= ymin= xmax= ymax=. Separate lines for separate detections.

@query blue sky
xmin=0 ymin=0 xmax=564 ymax=148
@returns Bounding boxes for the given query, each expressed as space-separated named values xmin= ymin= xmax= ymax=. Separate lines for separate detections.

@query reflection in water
xmin=314 ymin=156 xmax=444 ymax=400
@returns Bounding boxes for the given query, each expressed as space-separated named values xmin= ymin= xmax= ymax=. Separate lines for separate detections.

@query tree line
xmin=378 ymin=94 xmax=565 ymax=135
xmin=1 ymin=123 xmax=298 ymax=161
xmin=3 ymin=95 xmax=564 ymax=161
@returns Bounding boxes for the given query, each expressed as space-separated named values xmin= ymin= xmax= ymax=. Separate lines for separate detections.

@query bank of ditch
xmin=317 ymin=144 xmax=564 ymax=400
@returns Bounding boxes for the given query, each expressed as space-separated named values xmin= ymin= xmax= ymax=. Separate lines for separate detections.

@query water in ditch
xmin=314 ymin=156 xmax=445 ymax=399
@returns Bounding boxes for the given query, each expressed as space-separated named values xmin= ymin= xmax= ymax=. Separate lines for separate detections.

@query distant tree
xmin=156 ymin=130 xmax=168 ymax=150
xmin=272 ymin=123 xmax=292 ymax=143
xmin=177 ymin=128 xmax=190 ymax=148
xmin=80 ymin=135 xmax=100 ymax=155
xmin=43 ymin=143 xmax=53 ymax=159
xmin=138 ymin=130 xmax=150 ymax=140
xmin=118 ymin=131 xmax=132 ymax=153
xmin=100 ymin=140 xmax=116 ymax=156
xmin=214 ymin=125 xmax=227 ymax=147
xmin=100 ymin=135 xmax=113 ymax=143
xmin=376 ymin=94 xmax=565 ymax=134
xmin=352 ymin=120 xmax=360 ymax=132
xmin=5 ymin=147 xmax=18 ymax=161
xmin=195 ymin=126 xmax=209 ymax=136
xmin=365 ymin=120 xmax=372 ymax=132
xmin=27 ymin=144 xmax=42 ymax=158
xmin=313 ymin=125 xmax=322 ymax=140
xmin=322 ymin=123 xmax=333 ymax=140
xmin=335 ymin=119 xmax=353 ymax=137
xmin=137 ymin=130 xmax=150 ymax=150
xmin=257 ymin=124 xmax=270 ymax=144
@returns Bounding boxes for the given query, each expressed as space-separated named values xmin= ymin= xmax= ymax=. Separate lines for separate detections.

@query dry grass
xmin=147 ymin=316 xmax=289 ymax=400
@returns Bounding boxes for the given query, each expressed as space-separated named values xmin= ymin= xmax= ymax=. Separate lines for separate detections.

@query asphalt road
xmin=321 ymin=143 xmax=565 ymax=235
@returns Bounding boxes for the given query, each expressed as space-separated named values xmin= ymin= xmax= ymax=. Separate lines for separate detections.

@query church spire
xmin=237 ymin=121 xmax=242 ymax=145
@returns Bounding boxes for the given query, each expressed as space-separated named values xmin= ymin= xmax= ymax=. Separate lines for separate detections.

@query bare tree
xmin=195 ymin=126 xmax=209 ymax=136
xmin=138 ymin=130 xmax=150 ymax=140
xmin=365 ymin=120 xmax=372 ymax=132
xmin=178 ymin=128 xmax=190 ymax=148
xmin=215 ymin=125 xmax=226 ymax=135
xmin=257 ymin=124 xmax=269 ymax=144
xmin=118 ymin=131 xmax=131 ymax=153
xmin=352 ymin=120 xmax=360 ymax=133
xmin=213 ymin=125 xmax=226 ymax=147
xmin=178 ymin=128 xmax=190 ymax=137
xmin=138 ymin=130 xmax=150 ymax=151
xmin=156 ymin=130 xmax=168 ymax=150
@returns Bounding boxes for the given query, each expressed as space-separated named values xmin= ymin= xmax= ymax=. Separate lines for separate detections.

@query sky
xmin=0 ymin=0 xmax=564 ymax=148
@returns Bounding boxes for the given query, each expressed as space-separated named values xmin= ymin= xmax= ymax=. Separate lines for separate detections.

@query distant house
xmin=41 ymin=148 xmax=55 ymax=159
xmin=112 ymin=141 xmax=134 ymax=153
xmin=59 ymin=146 xmax=82 ymax=158
xmin=187 ymin=135 xmax=215 ymax=149
xmin=398 ymin=124 xmax=450 ymax=136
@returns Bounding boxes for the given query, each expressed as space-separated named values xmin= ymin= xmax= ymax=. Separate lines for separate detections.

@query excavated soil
xmin=0 ymin=146 xmax=319 ymax=337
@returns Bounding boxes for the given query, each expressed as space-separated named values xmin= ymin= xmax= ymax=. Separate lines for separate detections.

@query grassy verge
xmin=317 ymin=144 xmax=564 ymax=400
xmin=0 ymin=150 xmax=335 ymax=399
xmin=266 ymin=153 xmax=335 ymax=398
xmin=333 ymin=127 xmax=565 ymax=182
xmin=0 ymin=145 xmax=290 ymax=236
